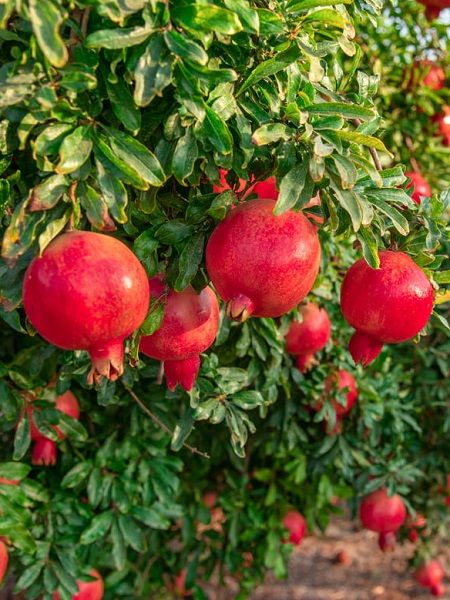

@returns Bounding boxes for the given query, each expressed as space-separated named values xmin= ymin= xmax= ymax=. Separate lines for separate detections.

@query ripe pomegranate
xmin=251 ymin=176 xmax=278 ymax=200
xmin=417 ymin=60 xmax=446 ymax=90
xmin=23 ymin=231 xmax=150 ymax=384
xmin=285 ymin=303 xmax=331 ymax=373
xmin=436 ymin=105 xmax=450 ymax=146
xmin=359 ymin=488 xmax=407 ymax=533
xmin=283 ymin=510 xmax=307 ymax=545
xmin=206 ymin=198 xmax=321 ymax=320
xmin=213 ymin=168 xmax=247 ymax=194
xmin=418 ymin=0 xmax=450 ymax=19
xmin=0 ymin=540 xmax=8 ymax=584
xmin=140 ymin=276 xmax=219 ymax=391
xmin=32 ymin=438 xmax=57 ymax=466
xmin=415 ymin=560 xmax=445 ymax=590
xmin=341 ymin=251 xmax=434 ymax=366
xmin=378 ymin=531 xmax=397 ymax=552
xmin=0 ymin=478 xmax=18 ymax=485
xmin=25 ymin=391 xmax=80 ymax=443
xmin=321 ymin=370 xmax=358 ymax=417
xmin=405 ymin=171 xmax=432 ymax=204
xmin=53 ymin=569 xmax=104 ymax=600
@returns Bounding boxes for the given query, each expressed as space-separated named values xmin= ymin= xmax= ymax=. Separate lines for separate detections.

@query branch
xmin=405 ymin=136 xmax=421 ymax=173
xmin=126 ymin=386 xmax=210 ymax=459
xmin=352 ymin=118 xmax=382 ymax=171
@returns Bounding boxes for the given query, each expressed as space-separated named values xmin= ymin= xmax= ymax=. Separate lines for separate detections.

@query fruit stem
xmin=88 ymin=338 xmax=125 ymax=385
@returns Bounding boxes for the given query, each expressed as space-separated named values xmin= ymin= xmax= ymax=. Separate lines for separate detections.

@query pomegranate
xmin=0 ymin=540 xmax=8 ymax=583
xmin=213 ymin=169 xmax=247 ymax=194
xmin=283 ymin=510 xmax=307 ymax=545
xmin=140 ymin=276 xmax=219 ymax=391
xmin=406 ymin=513 xmax=427 ymax=542
xmin=321 ymin=370 xmax=358 ymax=417
xmin=23 ymin=231 xmax=150 ymax=384
xmin=285 ymin=303 xmax=331 ymax=374
xmin=26 ymin=391 xmax=80 ymax=443
xmin=251 ymin=176 xmax=278 ymax=200
xmin=436 ymin=105 xmax=450 ymax=146
xmin=415 ymin=560 xmax=445 ymax=590
xmin=359 ymin=488 xmax=407 ymax=533
xmin=378 ymin=531 xmax=397 ymax=552
xmin=53 ymin=569 xmax=104 ymax=600
xmin=418 ymin=0 xmax=450 ymax=19
xmin=405 ymin=171 xmax=432 ymax=204
xmin=340 ymin=251 xmax=434 ymax=366
xmin=296 ymin=353 xmax=318 ymax=373
xmin=32 ymin=438 xmax=57 ymax=466
xmin=0 ymin=478 xmax=18 ymax=485
xmin=206 ymin=198 xmax=321 ymax=320
xmin=417 ymin=60 xmax=446 ymax=90
xmin=202 ymin=491 xmax=217 ymax=509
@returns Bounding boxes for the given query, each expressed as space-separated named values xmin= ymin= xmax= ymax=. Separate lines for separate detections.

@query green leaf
xmin=224 ymin=0 xmax=259 ymax=33
xmin=95 ymin=137 xmax=148 ymax=190
xmin=118 ymin=515 xmax=146 ymax=552
xmin=111 ymin=520 xmax=126 ymax=571
xmin=332 ymin=155 xmax=357 ymax=189
xmin=367 ymin=196 xmax=410 ymax=235
xmin=61 ymin=461 xmax=93 ymax=488
xmin=164 ymin=30 xmax=208 ymax=65
xmin=357 ymin=228 xmax=380 ymax=269
xmin=172 ymin=5 xmax=243 ymax=35
xmin=174 ymin=234 xmax=205 ymax=291
xmin=79 ymin=183 xmax=115 ymax=232
xmin=304 ymin=8 xmax=347 ymax=28
xmin=134 ymin=35 xmax=173 ymax=108
xmin=30 ymin=174 xmax=69 ymax=211
xmin=13 ymin=415 xmax=30 ymax=461
xmin=232 ymin=391 xmax=265 ymax=410
xmin=334 ymin=130 xmax=393 ymax=156
xmin=105 ymin=78 xmax=141 ymax=134
xmin=80 ymin=511 xmax=114 ymax=545
xmin=304 ymin=103 xmax=375 ymax=120
xmin=55 ymin=126 xmax=93 ymax=175
xmin=238 ymin=45 xmax=301 ymax=95
xmin=38 ymin=209 xmax=71 ymax=254
xmin=16 ymin=561 xmax=44 ymax=590
xmin=96 ymin=159 xmax=128 ymax=223
xmin=29 ymin=0 xmax=68 ymax=68
xmin=87 ymin=468 xmax=103 ymax=508
xmin=288 ymin=0 xmax=351 ymax=10
xmin=131 ymin=506 xmax=170 ymax=529
xmin=200 ymin=107 xmax=233 ymax=154
xmin=140 ymin=300 xmax=164 ymax=336
xmin=331 ymin=183 xmax=363 ymax=231
xmin=252 ymin=123 xmax=290 ymax=146
xmin=171 ymin=410 xmax=196 ymax=452
xmin=172 ymin=127 xmax=198 ymax=185
xmin=275 ymin=161 xmax=309 ymax=214
xmin=154 ymin=221 xmax=194 ymax=245
xmin=55 ymin=413 xmax=88 ymax=442
xmin=0 ymin=462 xmax=30 ymax=481
xmin=86 ymin=26 xmax=153 ymax=49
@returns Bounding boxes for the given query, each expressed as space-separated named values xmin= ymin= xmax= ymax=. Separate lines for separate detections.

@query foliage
xmin=0 ymin=0 xmax=448 ymax=599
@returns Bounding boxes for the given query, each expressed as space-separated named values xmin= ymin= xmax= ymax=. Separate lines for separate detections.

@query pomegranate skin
xmin=405 ymin=171 xmax=432 ymax=204
xmin=286 ymin=303 xmax=331 ymax=356
xmin=415 ymin=560 xmax=444 ymax=589
xmin=418 ymin=0 xmax=450 ymax=18
xmin=23 ymin=231 xmax=150 ymax=384
xmin=140 ymin=277 xmax=219 ymax=391
xmin=359 ymin=488 xmax=407 ymax=533
xmin=213 ymin=169 xmax=247 ymax=194
xmin=53 ymin=569 xmax=104 ymax=600
xmin=420 ymin=60 xmax=446 ymax=90
xmin=0 ymin=540 xmax=8 ymax=583
xmin=206 ymin=198 xmax=321 ymax=320
xmin=283 ymin=510 xmax=307 ymax=545
xmin=32 ymin=438 xmax=57 ymax=466
xmin=341 ymin=251 xmax=434 ymax=364
xmin=324 ymin=370 xmax=358 ymax=417
xmin=252 ymin=176 xmax=278 ymax=200
xmin=436 ymin=105 xmax=450 ymax=146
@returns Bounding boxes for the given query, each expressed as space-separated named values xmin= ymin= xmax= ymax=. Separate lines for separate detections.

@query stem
xmin=80 ymin=7 xmax=91 ymax=38
xmin=405 ymin=136 xmax=420 ymax=173
xmin=352 ymin=118 xmax=382 ymax=171
xmin=126 ymin=386 xmax=210 ymax=459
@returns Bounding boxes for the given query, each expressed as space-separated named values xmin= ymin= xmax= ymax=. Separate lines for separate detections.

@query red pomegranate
xmin=436 ymin=105 xmax=450 ymax=146
xmin=53 ymin=569 xmax=104 ymax=600
xmin=213 ymin=169 xmax=247 ymax=194
xmin=0 ymin=478 xmax=18 ymax=485
xmin=23 ymin=231 xmax=150 ymax=384
xmin=140 ymin=276 xmax=219 ymax=391
xmin=419 ymin=60 xmax=446 ymax=90
xmin=405 ymin=171 xmax=432 ymax=204
xmin=296 ymin=353 xmax=318 ymax=373
xmin=359 ymin=488 xmax=407 ymax=533
xmin=251 ymin=176 xmax=278 ymax=200
xmin=32 ymin=438 xmax=57 ymax=466
xmin=283 ymin=510 xmax=307 ymax=545
xmin=418 ymin=0 xmax=450 ymax=19
xmin=321 ymin=370 xmax=358 ymax=417
xmin=0 ymin=540 xmax=8 ymax=583
xmin=26 ymin=391 xmax=80 ymax=443
xmin=206 ymin=198 xmax=321 ymax=320
xmin=378 ymin=531 xmax=397 ymax=552
xmin=415 ymin=560 xmax=445 ymax=590
xmin=285 ymin=303 xmax=331 ymax=369
xmin=341 ymin=251 xmax=434 ymax=366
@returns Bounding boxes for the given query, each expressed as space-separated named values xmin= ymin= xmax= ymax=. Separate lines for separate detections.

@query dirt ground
xmin=250 ymin=517 xmax=449 ymax=600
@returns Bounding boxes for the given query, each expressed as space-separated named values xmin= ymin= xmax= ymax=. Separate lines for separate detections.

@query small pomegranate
xmin=213 ymin=169 xmax=247 ymax=194
xmin=32 ymin=438 xmax=57 ymax=466
xmin=0 ymin=478 xmax=18 ymax=485
xmin=359 ymin=488 xmax=406 ymax=533
xmin=53 ymin=569 xmax=104 ymax=600
xmin=378 ymin=531 xmax=397 ymax=552
xmin=405 ymin=171 xmax=432 ymax=204
xmin=436 ymin=105 xmax=450 ymax=146
xmin=0 ymin=539 xmax=8 ymax=583
xmin=140 ymin=276 xmax=219 ymax=391
xmin=419 ymin=60 xmax=446 ymax=90
xmin=206 ymin=198 xmax=321 ymax=320
xmin=23 ymin=231 xmax=150 ymax=384
xmin=252 ymin=176 xmax=278 ymax=200
xmin=26 ymin=390 xmax=80 ymax=444
xmin=283 ymin=510 xmax=307 ymax=545
xmin=341 ymin=251 xmax=434 ymax=366
xmin=322 ymin=370 xmax=358 ymax=417
xmin=415 ymin=560 xmax=445 ymax=591
xmin=285 ymin=303 xmax=331 ymax=373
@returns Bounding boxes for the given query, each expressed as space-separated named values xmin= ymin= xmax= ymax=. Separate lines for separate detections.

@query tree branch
xmin=126 ymin=386 xmax=210 ymax=459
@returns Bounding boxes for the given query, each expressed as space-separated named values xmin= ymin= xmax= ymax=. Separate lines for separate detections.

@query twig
xmin=405 ymin=136 xmax=421 ymax=173
xmin=126 ymin=386 xmax=210 ymax=459
xmin=352 ymin=118 xmax=382 ymax=171
xmin=80 ymin=7 xmax=91 ymax=38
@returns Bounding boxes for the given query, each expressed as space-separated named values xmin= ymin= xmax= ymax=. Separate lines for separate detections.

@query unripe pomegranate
xmin=405 ymin=171 xmax=432 ymax=204
xmin=341 ymin=251 xmax=434 ymax=366
xmin=53 ymin=569 xmax=104 ymax=600
xmin=0 ymin=540 xmax=8 ymax=584
xmin=378 ymin=531 xmax=397 ymax=552
xmin=322 ymin=370 xmax=358 ymax=417
xmin=283 ymin=510 xmax=307 ymax=545
xmin=285 ymin=303 xmax=331 ymax=357
xmin=206 ymin=198 xmax=321 ymax=320
xmin=415 ymin=560 xmax=444 ymax=590
xmin=359 ymin=488 xmax=406 ymax=533
xmin=436 ymin=105 xmax=450 ymax=146
xmin=32 ymin=438 xmax=57 ymax=466
xmin=140 ymin=276 xmax=219 ymax=391
xmin=23 ymin=231 xmax=150 ymax=384
xmin=213 ymin=169 xmax=247 ymax=194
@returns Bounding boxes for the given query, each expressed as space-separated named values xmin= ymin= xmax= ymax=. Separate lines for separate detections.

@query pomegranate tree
xmin=23 ymin=231 xmax=150 ymax=384
xmin=283 ymin=510 xmax=307 ymax=545
xmin=285 ymin=303 xmax=331 ymax=373
xmin=53 ymin=569 xmax=104 ymax=600
xmin=206 ymin=198 xmax=321 ymax=321
xmin=140 ymin=276 xmax=219 ymax=391
xmin=405 ymin=171 xmax=432 ymax=204
xmin=341 ymin=251 xmax=434 ymax=366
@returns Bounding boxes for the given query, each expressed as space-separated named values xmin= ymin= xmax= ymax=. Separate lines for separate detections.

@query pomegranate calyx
xmin=164 ymin=356 xmax=201 ymax=392
xmin=349 ymin=331 xmax=383 ymax=367
xmin=88 ymin=338 xmax=125 ymax=385
xmin=226 ymin=294 xmax=255 ymax=322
